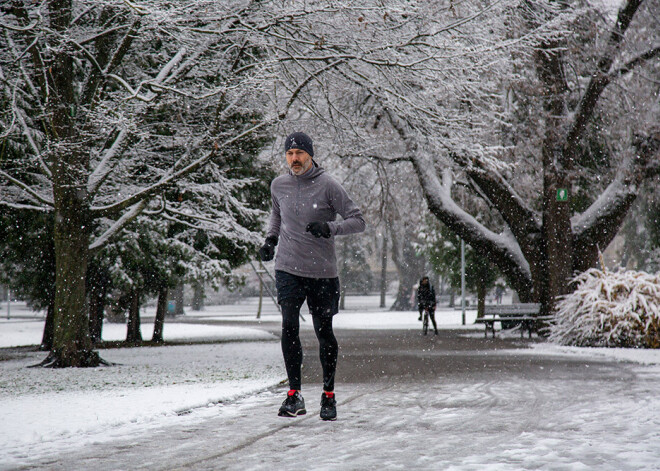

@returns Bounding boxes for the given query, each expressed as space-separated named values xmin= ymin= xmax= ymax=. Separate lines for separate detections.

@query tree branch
xmin=609 ymin=46 xmax=660 ymax=80
xmin=81 ymin=18 xmax=141 ymax=107
xmin=0 ymin=170 xmax=54 ymax=207
xmin=337 ymin=153 xmax=412 ymax=164
xmin=383 ymin=107 xmax=533 ymax=296
xmin=89 ymin=118 xmax=273 ymax=217
xmin=87 ymin=128 xmax=128 ymax=196
xmin=88 ymin=200 xmax=147 ymax=253
xmin=572 ymin=131 xmax=660 ymax=271
xmin=563 ymin=0 xmax=645 ymax=160
xmin=465 ymin=163 xmax=542 ymax=256
xmin=414 ymin=156 xmax=533 ymax=298
xmin=0 ymin=201 xmax=51 ymax=212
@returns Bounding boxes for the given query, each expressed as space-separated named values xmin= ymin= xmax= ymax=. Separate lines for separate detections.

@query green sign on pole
xmin=556 ymin=188 xmax=568 ymax=202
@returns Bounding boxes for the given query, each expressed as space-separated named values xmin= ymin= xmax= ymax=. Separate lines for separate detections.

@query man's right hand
xmin=259 ymin=236 xmax=278 ymax=262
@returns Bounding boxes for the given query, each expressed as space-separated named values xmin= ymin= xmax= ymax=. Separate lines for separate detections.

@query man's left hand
xmin=306 ymin=221 xmax=331 ymax=238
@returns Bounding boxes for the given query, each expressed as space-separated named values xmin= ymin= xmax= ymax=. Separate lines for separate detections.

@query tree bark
xmin=48 ymin=199 xmax=98 ymax=365
xmin=192 ymin=282 xmax=204 ymax=311
xmin=389 ymin=228 xmax=425 ymax=311
xmin=40 ymin=303 xmax=55 ymax=351
xmin=126 ymin=290 xmax=142 ymax=344
xmin=172 ymin=283 xmax=185 ymax=316
xmin=36 ymin=0 xmax=103 ymax=367
xmin=88 ymin=272 xmax=108 ymax=344
xmin=152 ymin=287 xmax=168 ymax=343
xmin=477 ymin=282 xmax=486 ymax=319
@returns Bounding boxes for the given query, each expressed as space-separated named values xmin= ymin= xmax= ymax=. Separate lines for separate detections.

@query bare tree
xmin=260 ymin=0 xmax=660 ymax=315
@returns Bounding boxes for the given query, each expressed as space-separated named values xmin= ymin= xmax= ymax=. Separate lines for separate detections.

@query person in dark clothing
xmin=259 ymin=131 xmax=366 ymax=421
xmin=417 ymin=276 xmax=438 ymax=335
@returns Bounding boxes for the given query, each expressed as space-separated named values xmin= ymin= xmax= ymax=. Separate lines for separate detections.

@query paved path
xmin=15 ymin=328 xmax=660 ymax=470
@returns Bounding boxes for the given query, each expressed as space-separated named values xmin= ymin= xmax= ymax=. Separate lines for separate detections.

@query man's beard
xmin=290 ymin=160 xmax=311 ymax=175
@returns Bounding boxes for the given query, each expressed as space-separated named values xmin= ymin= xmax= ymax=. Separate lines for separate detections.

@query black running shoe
xmin=320 ymin=393 xmax=337 ymax=421
xmin=278 ymin=390 xmax=306 ymax=417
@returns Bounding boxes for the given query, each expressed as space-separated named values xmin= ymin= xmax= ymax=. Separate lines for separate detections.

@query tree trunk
xmin=172 ymin=283 xmax=185 ymax=316
xmin=126 ymin=290 xmax=142 ymax=344
xmin=380 ymin=229 xmax=388 ymax=308
xmin=477 ymin=282 xmax=486 ymax=318
xmin=339 ymin=242 xmax=348 ymax=310
xmin=152 ymin=287 xmax=168 ymax=343
xmin=47 ymin=203 xmax=99 ymax=366
xmin=389 ymin=229 xmax=425 ymax=311
xmin=535 ymin=32 xmax=574 ymax=316
xmin=540 ymin=178 xmax=573 ymax=315
xmin=339 ymin=286 xmax=346 ymax=310
xmin=36 ymin=0 xmax=104 ymax=368
xmin=88 ymin=273 xmax=107 ymax=344
xmin=40 ymin=303 xmax=55 ymax=351
xmin=192 ymin=282 xmax=204 ymax=311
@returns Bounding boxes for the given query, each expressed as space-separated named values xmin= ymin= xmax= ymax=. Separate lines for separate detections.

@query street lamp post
xmin=461 ymin=239 xmax=466 ymax=325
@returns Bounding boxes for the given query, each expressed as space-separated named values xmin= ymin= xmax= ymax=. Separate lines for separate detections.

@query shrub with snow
xmin=549 ymin=268 xmax=660 ymax=348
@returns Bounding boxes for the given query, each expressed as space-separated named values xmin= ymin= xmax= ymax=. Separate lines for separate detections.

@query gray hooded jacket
xmin=266 ymin=162 xmax=366 ymax=278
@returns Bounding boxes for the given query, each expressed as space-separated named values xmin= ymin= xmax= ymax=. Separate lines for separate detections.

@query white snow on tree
xmin=550 ymin=268 xmax=660 ymax=348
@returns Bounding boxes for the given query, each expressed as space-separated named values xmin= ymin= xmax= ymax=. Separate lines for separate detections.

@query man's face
xmin=286 ymin=148 xmax=313 ymax=175
xmin=421 ymin=279 xmax=428 ymax=286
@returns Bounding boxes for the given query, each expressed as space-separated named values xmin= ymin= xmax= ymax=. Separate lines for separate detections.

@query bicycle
xmin=421 ymin=307 xmax=431 ymax=335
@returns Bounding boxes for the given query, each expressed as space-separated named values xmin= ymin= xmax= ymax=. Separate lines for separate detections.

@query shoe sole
xmin=320 ymin=415 xmax=337 ymax=421
xmin=278 ymin=409 xmax=307 ymax=417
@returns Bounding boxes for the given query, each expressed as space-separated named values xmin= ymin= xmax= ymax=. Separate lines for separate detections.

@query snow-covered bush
xmin=549 ymin=269 xmax=660 ymax=348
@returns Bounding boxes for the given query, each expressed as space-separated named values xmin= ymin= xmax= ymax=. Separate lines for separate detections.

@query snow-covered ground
xmin=1 ymin=297 xmax=659 ymax=470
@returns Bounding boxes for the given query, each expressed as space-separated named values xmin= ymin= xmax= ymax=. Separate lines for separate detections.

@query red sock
xmin=324 ymin=391 xmax=334 ymax=398
xmin=288 ymin=389 xmax=299 ymax=396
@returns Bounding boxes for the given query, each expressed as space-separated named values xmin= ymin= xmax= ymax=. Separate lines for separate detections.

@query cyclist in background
xmin=417 ymin=276 xmax=438 ymax=335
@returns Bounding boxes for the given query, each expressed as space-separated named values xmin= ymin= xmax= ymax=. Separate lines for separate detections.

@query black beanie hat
xmin=284 ymin=132 xmax=314 ymax=157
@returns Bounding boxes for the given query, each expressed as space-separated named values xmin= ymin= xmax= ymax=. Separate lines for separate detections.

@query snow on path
xmin=3 ymin=298 xmax=660 ymax=470
xmin=0 ymin=342 xmax=285 ymax=468
xmin=14 ymin=363 xmax=660 ymax=471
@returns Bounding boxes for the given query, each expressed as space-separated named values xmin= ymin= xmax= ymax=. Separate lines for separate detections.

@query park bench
xmin=474 ymin=303 xmax=552 ymax=338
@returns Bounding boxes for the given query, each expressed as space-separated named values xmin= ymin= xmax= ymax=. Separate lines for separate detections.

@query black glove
xmin=259 ymin=236 xmax=278 ymax=261
xmin=306 ymin=221 xmax=331 ymax=238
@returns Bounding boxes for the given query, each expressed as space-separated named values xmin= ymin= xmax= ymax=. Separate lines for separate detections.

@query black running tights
xmin=281 ymin=300 xmax=338 ymax=392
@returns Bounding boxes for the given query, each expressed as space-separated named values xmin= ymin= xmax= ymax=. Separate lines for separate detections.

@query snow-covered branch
xmin=413 ymin=154 xmax=533 ymax=295
xmin=0 ymin=170 xmax=53 ymax=207
xmin=0 ymin=201 xmax=51 ymax=212
xmin=572 ymin=132 xmax=660 ymax=271
xmin=563 ymin=0 xmax=646 ymax=160
xmin=465 ymin=162 xmax=541 ymax=247
xmin=609 ymin=46 xmax=660 ymax=80
xmin=89 ymin=200 xmax=148 ymax=253
xmin=89 ymin=117 xmax=273 ymax=217
xmin=87 ymin=128 xmax=128 ymax=196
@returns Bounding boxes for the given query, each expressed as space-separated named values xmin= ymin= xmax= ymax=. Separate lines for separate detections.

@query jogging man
xmin=259 ymin=132 xmax=365 ymax=421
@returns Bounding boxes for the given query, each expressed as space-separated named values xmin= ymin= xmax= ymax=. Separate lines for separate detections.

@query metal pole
xmin=248 ymin=261 xmax=286 ymax=315
xmin=380 ymin=230 xmax=388 ymax=309
xmin=256 ymin=262 xmax=264 ymax=319
xmin=461 ymin=239 xmax=466 ymax=325
xmin=7 ymin=288 xmax=10 ymax=320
